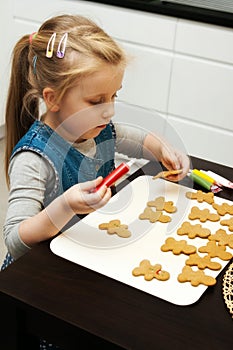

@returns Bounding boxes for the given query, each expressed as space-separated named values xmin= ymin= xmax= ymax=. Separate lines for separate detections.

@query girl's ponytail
xmin=5 ymin=35 xmax=39 ymax=184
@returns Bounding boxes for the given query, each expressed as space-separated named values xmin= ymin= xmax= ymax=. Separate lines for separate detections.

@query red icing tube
xmin=95 ymin=162 xmax=131 ymax=191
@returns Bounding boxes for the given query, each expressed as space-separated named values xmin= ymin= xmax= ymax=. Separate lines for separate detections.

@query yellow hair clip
xmin=46 ymin=33 xmax=56 ymax=58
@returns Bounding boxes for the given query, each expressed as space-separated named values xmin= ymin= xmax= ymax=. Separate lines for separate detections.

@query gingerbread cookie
xmin=198 ymin=241 xmax=232 ymax=261
xmin=177 ymin=266 xmax=216 ymax=286
xmin=188 ymin=206 xmax=220 ymax=223
xmin=98 ymin=219 xmax=131 ymax=238
xmin=185 ymin=253 xmax=222 ymax=270
xmin=186 ymin=190 xmax=214 ymax=204
xmin=212 ymin=202 xmax=233 ymax=216
xmin=220 ymin=217 xmax=233 ymax=232
xmin=139 ymin=207 xmax=171 ymax=223
xmin=177 ymin=221 xmax=211 ymax=239
xmin=147 ymin=196 xmax=177 ymax=213
xmin=132 ymin=259 xmax=170 ymax=281
xmin=208 ymin=229 xmax=233 ymax=249
xmin=153 ymin=169 xmax=182 ymax=180
xmin=161 ymin=237 xmax=196 ymax=255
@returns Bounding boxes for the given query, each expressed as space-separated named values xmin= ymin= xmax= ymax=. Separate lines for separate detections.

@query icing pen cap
xmin=200 ymin=170 xmax=233 ymax=189
xmin=95 ymin=158 xmax=136 ymax=191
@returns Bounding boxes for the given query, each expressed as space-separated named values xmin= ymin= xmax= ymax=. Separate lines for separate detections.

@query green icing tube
xmin=189 ymin=173 xmax=212 ymax=190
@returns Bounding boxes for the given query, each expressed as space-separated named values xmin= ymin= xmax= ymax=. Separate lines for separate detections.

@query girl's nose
xmin=102 ymin=102 xmax=115 ymax=119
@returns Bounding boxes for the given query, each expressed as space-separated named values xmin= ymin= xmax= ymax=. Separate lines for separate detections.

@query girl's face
xmin=46 ymin=63 xmax=124 ymax=142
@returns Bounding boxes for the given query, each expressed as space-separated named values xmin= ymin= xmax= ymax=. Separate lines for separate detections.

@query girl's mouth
xmin=97 ymin=124 xmax=106 ymax=129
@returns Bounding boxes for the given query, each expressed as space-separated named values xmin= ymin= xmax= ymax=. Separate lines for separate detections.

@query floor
xmin=0 ymin=138 xmax=8 ymax=265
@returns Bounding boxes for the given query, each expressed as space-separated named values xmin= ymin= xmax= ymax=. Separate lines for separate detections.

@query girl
xmin=2 ymin=14 xmax=190 ymax=269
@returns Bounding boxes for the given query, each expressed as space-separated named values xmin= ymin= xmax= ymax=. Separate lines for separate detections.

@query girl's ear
xmin=43 ymin=87 xmax=60 ymax=112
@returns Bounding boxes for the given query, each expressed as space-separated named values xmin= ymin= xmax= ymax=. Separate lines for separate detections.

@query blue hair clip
xmin=56 ymin=33 xmax=68 ymax=58
xmin=32 ymin=55 xmax=38 ymax=75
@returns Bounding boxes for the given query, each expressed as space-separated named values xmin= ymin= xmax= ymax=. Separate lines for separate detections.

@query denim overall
xmin=1 ymin=120 xmax=116 ymax=270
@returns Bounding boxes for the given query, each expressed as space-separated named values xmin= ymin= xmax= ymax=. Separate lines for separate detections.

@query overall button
xmin=95 ymin=164 xmax=100 ymax=171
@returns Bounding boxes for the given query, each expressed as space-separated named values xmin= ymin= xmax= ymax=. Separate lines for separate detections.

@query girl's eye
xmin=89 ymin=94 xmax=118 ymax=105
xmin=89 ymin=99 xmax=103 ymax=105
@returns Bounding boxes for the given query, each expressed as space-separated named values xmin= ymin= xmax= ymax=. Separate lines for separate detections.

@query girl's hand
xmin=143 ymin=133 xmax=190 ymax=182
xmin=160 ymin=144 xmax=190 ymax=182
xmin=63 ymin=177 xmax=112 ymax=215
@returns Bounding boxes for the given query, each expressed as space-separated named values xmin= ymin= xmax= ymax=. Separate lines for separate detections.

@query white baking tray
xmin=50 ymin=176 xmax=233 ymax=305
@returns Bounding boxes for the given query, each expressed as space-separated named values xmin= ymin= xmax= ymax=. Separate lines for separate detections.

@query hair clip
xmin=56 ymin=33 xmax=68 ymax=59
xmin=32 ymin=55 xmax=38 ymax=75
xmin=46 ymin=33 xmax=56 ymax=58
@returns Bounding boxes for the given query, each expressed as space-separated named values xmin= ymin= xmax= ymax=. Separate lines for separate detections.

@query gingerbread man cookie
xmin=147 ymin=196 xmax=177 ymax=213
xmin=198 ymin=241 xmax=232 ymax=261
xmin=208 ymin=229 xmax=233 ymax=249
xmin=186 ymin=190 xmax=214 ymax=204
xmin=220 ymin=217 xmax=233 ymax=232
xmin=98 ymin=219 xmax=131 ymax=238
xmin=153 ymin=169 xmax=183 ymax=180
xmin=212 ymin=202 xmax=233 ymax=216
xmin=177 ymin=266 xmax=216 ymax=286
xmin=185 ymin=253 xmax=222 ymax=270
xmin=132 ymin=259 xmax=170 ymax=281
xmin=139 ymin=207 xmax=171 ymax=223
xmin=188 ymin=206 xmax=220 ymax=223
xmin=177 ymin=221 xmax=211 ymax=239
xmin=161 ymin=237 xmax=196 ymax=255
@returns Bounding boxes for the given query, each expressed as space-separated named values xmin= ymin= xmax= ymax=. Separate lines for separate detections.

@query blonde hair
xmin=5 ymin=14 xmax=127 ymax=183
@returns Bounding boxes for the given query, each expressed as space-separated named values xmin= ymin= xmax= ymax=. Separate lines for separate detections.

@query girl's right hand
xmin=63 ymin=177 xmax=112 ymax=215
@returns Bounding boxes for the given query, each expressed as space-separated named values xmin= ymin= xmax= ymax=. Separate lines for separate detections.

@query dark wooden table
xmin=0 ymin=156 xmax=232 ymax=350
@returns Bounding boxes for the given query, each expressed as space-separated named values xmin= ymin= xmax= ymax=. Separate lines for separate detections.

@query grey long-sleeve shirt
xmin=3 ymin=123 xmax=147 ymax=259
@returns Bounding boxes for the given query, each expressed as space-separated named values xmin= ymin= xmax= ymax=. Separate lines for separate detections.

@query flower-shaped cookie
xmin=132 ymin=259 xmax=170 ymax=281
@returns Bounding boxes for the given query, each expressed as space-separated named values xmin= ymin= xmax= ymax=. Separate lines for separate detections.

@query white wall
xmin=0 ymin=0 xmax=232 ymax=167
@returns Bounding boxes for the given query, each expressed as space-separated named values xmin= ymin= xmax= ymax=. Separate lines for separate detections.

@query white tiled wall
xmin=118 ymin=44 xmax=174 ymax=113
xmin=0 ymin=0 xmax=232 ymax=167
xmin=175 ymin=20 xmax=233 ymax=63
xmin=168 ymin=56 xmax=233 ymax=129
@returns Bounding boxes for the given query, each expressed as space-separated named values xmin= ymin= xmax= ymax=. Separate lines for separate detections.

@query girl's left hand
xmin=160 ymin=145 xmax=190 ymax=182
xmin=143 ymin=133 xmax=190 ymax=182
